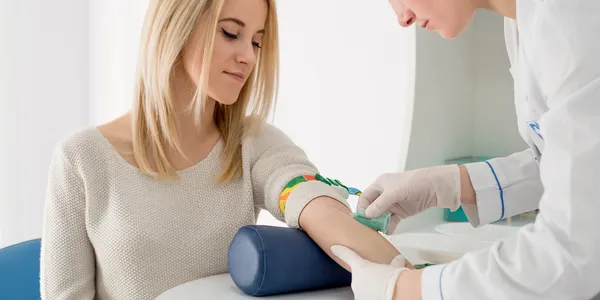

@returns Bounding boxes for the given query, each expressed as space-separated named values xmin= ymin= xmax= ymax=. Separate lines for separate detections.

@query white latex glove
xmin=331 ymin=245 xmax=407 ymax=300
xmin=358 ymin=165 xmax=461 ymax=234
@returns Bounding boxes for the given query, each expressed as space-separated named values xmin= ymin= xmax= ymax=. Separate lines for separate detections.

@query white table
xmin=155 ymin=273 xmax=353 ymax=300
xmin=157 ymin=219 xmax=531 ymax=299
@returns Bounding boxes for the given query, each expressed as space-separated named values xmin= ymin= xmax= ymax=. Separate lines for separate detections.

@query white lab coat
xmin=421 ymin=0 xmax=600 ymax=299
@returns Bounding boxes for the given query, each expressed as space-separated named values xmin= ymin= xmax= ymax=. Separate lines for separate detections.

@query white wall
xmin=257 ymin=0 xmax=415 ymax=226
xmin=404 ymin=26 xmax=476 ymax=171
xmin=274 ymin=0 xmax=414 ymax=187
xmin=405 ymin=12 xmax=521 ymax=171
xmin=398 ymin=24 xmax=476 ymax=231
xmin=472 ymin=11 xmax=526 ymax=156
xmin=88 ymin=0 xmax=149 ymax=125
xmin=0 ymin=0 xmax=90 ymax=247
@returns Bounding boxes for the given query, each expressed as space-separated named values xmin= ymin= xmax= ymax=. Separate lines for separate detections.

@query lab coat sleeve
xmin=461 ymin=150 xmax=542 ymax=227
xmin=421 ymin=1 xmax=600 ymax=299
xmin=249 ymin=122 xmax=350 ymax=228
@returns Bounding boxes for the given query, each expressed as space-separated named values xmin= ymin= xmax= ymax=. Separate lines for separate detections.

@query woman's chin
xmin=438 ymin=22 xmax=471 ymax=40
xmin=437 ymin=27 xmax=460 ymax=39
xmin=214 ymin=93 xmax=240 ymax=106
xmin=439 ymin=31 xmax=459 ymax=39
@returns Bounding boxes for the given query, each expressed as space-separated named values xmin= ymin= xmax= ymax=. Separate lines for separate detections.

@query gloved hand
xmin=358 ymin=165 xmax=461 ymax=234
xmin=331 ymin=245 xmax=407 ymax=300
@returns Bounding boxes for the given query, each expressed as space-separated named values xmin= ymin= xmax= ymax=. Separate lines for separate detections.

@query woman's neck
xmin=477 ymin=0 xmax=516 ymax=19
xmin=166 ymin=67 xmax=221 ymax=169
xmin=171 ymin=65 xmax=219 ymax=141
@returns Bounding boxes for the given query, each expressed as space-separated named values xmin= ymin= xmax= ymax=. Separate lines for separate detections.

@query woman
xmin=332 ymin=0 xmax=600 ymax=299
xmin=40 ymin=0 xmax=402 ymax=299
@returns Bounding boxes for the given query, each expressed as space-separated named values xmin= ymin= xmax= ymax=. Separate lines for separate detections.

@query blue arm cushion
xmin=228 ymin=225 xmax=351 ymax=297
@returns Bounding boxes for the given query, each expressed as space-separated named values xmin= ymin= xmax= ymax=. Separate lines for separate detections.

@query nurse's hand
xmin=331 ymin=245 xmax=407 ymax=300
xmin=358 ymin=165 xmax=463 ymax=234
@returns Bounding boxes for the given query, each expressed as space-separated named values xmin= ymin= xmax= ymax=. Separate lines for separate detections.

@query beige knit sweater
xmin=40 ymin=123 xmax=350 ymax=300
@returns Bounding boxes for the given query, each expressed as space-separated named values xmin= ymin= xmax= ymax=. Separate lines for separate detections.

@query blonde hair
xmin=132 ymin=0 xmax=279 ymax=182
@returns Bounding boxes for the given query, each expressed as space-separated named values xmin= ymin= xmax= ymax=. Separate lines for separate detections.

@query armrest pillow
xmin=228 ymin=225 xmax=351 ymax=297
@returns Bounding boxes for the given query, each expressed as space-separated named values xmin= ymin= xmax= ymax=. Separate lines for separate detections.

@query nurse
xmin=331 ymin=0 xmax=600 ymax=299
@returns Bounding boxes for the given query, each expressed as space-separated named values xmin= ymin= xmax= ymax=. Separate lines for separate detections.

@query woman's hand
xmin=332 ymin=245 xmax=424 ymax=300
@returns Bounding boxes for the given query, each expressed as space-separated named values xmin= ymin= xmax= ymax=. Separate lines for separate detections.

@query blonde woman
xmin=40 ymin=0 xmax=401 ymax=299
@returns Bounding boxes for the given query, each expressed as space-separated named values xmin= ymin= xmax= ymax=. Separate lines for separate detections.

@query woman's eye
xmin=221 ymin=29 xmax=238 ymax=39
xmin=222 ymin=28 xmax=261 ymax=48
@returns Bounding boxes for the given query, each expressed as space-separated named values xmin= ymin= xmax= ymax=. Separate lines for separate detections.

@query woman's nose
xmin=236 ymin=43 xmax=257 ymax=66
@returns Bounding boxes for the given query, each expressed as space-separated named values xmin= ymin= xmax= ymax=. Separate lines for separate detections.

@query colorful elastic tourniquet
xmin=279 ymin=174 xmax=361 ymax=215
xmin=279 ymin=174 xmax=391 ymax=233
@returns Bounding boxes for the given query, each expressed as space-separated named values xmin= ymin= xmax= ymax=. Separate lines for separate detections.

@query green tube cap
xmin=353 ymin=211 xmax=391 ymax=233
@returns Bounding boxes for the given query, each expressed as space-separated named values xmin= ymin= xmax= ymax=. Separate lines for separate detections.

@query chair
xmin=0 ymin=239 xmax=42 ymax=300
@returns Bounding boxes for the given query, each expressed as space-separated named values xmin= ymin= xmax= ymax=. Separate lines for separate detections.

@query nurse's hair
xmin=131 ymin=0 xmax=279 ymax=182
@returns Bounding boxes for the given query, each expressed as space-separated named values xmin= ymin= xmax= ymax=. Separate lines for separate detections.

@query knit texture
xmin=40 ymin=123 xmax=350 ymax=300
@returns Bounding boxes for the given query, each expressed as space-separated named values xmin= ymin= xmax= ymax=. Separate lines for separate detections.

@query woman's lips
xmin=224 ymin=71 xmax=245 ymax=83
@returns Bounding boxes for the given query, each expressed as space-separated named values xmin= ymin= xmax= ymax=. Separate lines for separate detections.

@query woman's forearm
xmin=298 ymin=196 xmax=402 ymax=271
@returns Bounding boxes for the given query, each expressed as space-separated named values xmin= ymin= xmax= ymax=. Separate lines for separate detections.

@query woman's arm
xmin=250 ymin=123 xmax=402 ymax=271
xmin=299 ymin=196 xmax=401 ymax=271
xmin=41 ymin=144 xmax=96 ymax=300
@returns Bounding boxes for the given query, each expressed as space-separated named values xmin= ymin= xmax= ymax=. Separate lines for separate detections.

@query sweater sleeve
xmin=250 ymin=123 xmax=351 ymax=228
xmin=40 ymin=144 xmax=96 ymax=300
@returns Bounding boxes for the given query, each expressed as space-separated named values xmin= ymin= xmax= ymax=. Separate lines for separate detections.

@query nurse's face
xmin=389 ymin=0 xmax=477 ymax=39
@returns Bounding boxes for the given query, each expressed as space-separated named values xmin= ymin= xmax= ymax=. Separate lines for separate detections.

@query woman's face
xmin=389 ymin=0 xmax=477 ymax=39
xmin=183 ymin=0 xmax=268 ymax=105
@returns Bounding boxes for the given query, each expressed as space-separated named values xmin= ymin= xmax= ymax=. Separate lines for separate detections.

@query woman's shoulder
xmin=241 ymin=117 xmax=307 ymax=164
xmin=53 ymin=115 xmax=131 ymax=169
xmin=53 ymin=126 xmax=107 ymax=164
xmin=243 ymin=118 xmax=295 ymax=150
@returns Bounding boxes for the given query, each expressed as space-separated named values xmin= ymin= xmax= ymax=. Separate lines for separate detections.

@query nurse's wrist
xmin=459 ymin=165 xmax=476 ymax=205
xmin=392 ymin=269 xmax=422 ymax=300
